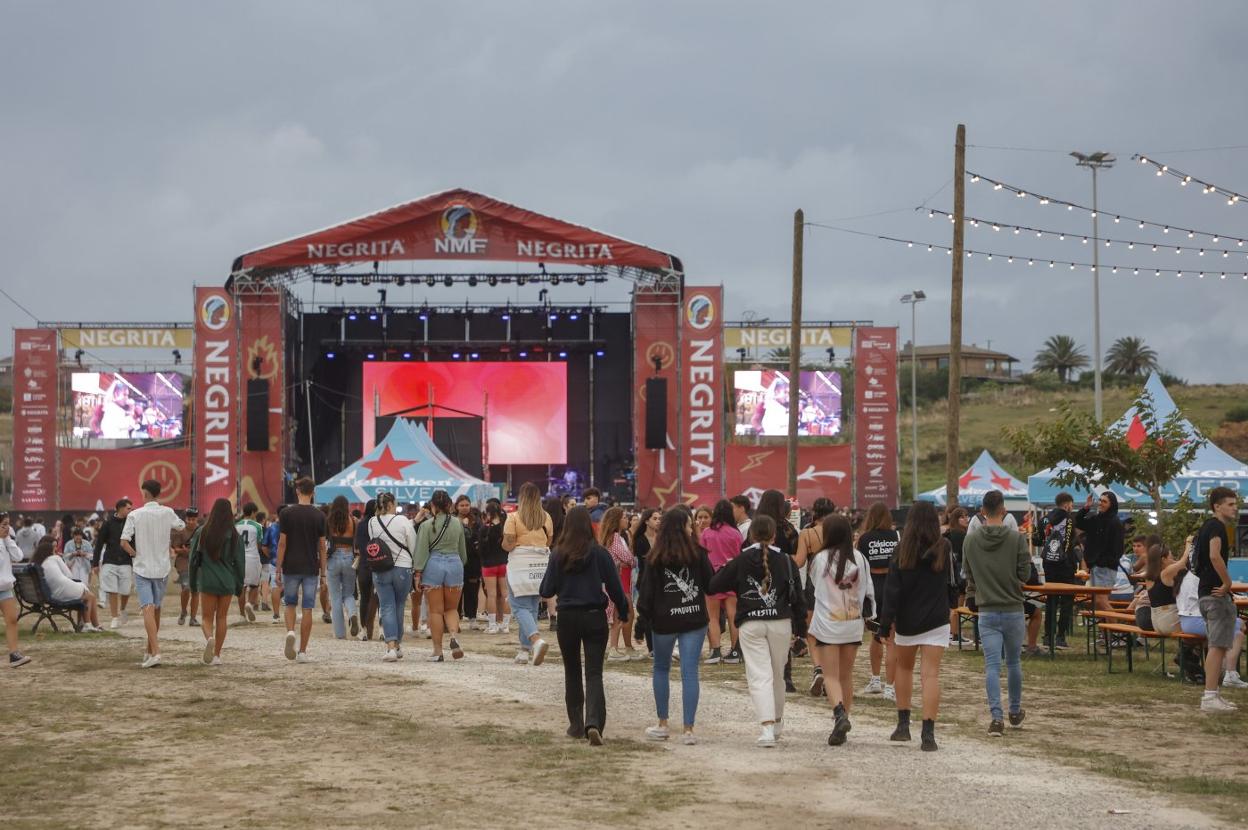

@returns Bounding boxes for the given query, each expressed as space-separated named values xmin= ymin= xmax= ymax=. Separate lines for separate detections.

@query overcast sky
xmin=3 ymin=1 xmax=1246 ymax=382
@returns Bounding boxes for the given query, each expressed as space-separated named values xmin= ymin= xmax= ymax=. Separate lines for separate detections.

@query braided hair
xmin=750 ymin=514 xmax=776 ymax=593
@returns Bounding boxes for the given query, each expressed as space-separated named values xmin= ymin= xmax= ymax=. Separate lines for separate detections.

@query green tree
xmin=1005 ymin=388 xmax=1204 ymax=515
xmin=1105 ymin=336 xmax=1159 ymax=377
xmin=1033 ymin=335 xmax=1088 ymax=383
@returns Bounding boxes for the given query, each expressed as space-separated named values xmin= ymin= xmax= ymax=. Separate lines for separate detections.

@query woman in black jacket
xmin=539 ymin=506 xmax=629 ymax=746
xmin=877 ymin=501 xmax=955 ymax=752
xmin=709 ymin=515 xmax=807 ymax=748
xmin=637 ymin=510 xmax=713 ymax=745
xmin=353 ymin=500 xmax=378 ymax=641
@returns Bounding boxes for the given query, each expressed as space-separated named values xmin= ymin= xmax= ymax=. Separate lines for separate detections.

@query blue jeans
xmin=374 ymin=566 xmax=413 ymax=644
xmin=651 ymin=626 xmax=707 ymax=727
xmin=326 ymin=550 xmax=357 ymax=639
xmin=508 ymin=584 xmax=540 ymax=651
xmin=282 ymin=574 xmax=320 ymax=610
xmin=979 ymin=610 xmax=1025 ymax=722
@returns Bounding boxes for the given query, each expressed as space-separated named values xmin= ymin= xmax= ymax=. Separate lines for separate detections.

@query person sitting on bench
xmin=1177 ymin=553 xmax=1247 ymax=692
xmin=33 ymin=538 xmax=103 ymax=632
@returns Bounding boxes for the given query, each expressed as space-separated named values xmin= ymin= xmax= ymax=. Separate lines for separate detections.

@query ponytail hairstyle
xmin=429 ymin=489 xmax=453 ymax=515
xmin=820 ymin=513 xmax=855 ymax=582
xmin=749 ymin=514 xmax=777 ymax=593
xmin=810 ymin=497 xmax=836 ymax=525
xmin=376 ymin=491 xmax=398 ymax=515
xmin=896 ymin=501 xmax=949 ymax=571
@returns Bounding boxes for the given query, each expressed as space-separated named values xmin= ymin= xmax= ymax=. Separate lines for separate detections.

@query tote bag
xmin=507 ymin=546 xmax=550 ymax=597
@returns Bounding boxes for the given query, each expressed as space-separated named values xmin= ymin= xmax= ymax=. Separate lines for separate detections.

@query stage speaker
xmin=246 ymin=379 xmax=269 ymax=452
xmin=644 ymin=378 xmax=667 ymax=450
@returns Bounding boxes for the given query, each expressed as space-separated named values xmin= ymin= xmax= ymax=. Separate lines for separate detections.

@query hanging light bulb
xmin=971 ymin=175 xmax=980 ymax=182
xmin=1040 ymin=198 xmax=1049 ymax=205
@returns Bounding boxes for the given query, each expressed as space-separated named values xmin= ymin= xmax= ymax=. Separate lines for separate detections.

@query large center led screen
xmin=363 ymin=362 xmax=568 ymax=465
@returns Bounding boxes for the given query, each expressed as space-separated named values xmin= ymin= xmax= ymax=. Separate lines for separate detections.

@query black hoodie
xmin=708 ymin=543 xmax=807 ymax=633
xmin=1076 ymin=493 xmax=1124 ymax=570
xmin=636 ymin=548 xmax=714 ymax=635
xmin=93 ymin=512 xmax=130 ymax=568
xmin=539 ymin=543 xmax=630 ymax=621
xmin=1039 ymin=507 xmax=1080 ymax=581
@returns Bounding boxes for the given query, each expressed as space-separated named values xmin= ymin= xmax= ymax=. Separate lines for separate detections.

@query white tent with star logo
xmin=917 ymin=449 xmax=1029 ymax=509
xmin=315 ymin=418 xmax=495 ymax=505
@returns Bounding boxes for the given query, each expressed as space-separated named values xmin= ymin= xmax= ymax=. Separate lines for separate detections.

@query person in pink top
xmin=701 ymin=499 xmax=744 ymax=664
xmin=600 ymin=506 xmax=639 ymax=660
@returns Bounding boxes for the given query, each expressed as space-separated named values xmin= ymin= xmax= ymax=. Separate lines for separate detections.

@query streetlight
xmin=1071 ymin=150 xmax=1115 ymax=422
xmin=900 ymin=290 xmax=926 ymax=501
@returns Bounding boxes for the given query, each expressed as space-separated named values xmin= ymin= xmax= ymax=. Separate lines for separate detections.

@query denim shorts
xmin=283 ymin=574 xmax=320 ymax=609
xmin=0 ymin=588 xmax=14 ymax=602
xmin=1090 ymin=567 xmax=1118 ymax=588
xmin=421 ymin=553 xmax=464 ymax=588
xmin=135 ymin=575 xmax=168 ymax=609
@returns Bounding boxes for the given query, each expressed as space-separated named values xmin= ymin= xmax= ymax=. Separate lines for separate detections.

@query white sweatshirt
xmin=0 ymin=535 xmax=24 ymax=593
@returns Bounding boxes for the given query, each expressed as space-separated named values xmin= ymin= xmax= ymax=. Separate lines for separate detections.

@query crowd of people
xmin=1 ymin=480 xmax=1243 ymax=747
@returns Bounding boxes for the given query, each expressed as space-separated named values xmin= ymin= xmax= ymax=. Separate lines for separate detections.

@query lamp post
xmin=1070 ymin=151 xmax=1115 ymax=422
xmin=900 ymin=290 xmax=926 ymax=501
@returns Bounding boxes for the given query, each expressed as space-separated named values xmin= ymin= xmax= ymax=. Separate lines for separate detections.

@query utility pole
xmin=901 ymin=290 xmax=926 ymax=501
xmin=946 ymin=124 xmax=966 ymax=507
xmin=787 ymin=209 xmax=804 ymax=500
xmin=1071 ymin=151 xmax=1115 ymax=422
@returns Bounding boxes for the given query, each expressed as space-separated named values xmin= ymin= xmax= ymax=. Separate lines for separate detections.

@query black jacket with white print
xmin=708 ymin=543 xmax=807 ymax=634
xmin=636 ymin=548 xmax=714 ymax=635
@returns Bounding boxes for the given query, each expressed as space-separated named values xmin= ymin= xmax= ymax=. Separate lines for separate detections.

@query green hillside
xmin=899 ymin=382 xmax=1248 ymax=497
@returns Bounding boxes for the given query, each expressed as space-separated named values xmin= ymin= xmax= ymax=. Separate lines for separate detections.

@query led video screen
xmin=71 ymin=372 xmax=185 ymax=446
xmin=363 ymin=362 xmax=568 ymax=465
xmin=733 ymin=369 xmax=842 ymax=437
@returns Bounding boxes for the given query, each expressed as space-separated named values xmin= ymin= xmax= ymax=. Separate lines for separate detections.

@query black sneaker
xmin=723 ymin=648 xmax=742 ymax=665
xmin=1055 ymin=638 xmax=1069 ymax=650
xmin=9 ymin=651 xmax=32 ymax=668
xmin=321 ymin=612 xmax=332 ymax=624
xmin=549 ymin=616 xmax=558 ymax=633
xmin=785 ymin=680 xmax=798 ymax=694
xmin=808 ymin=669 xmax=825 ymax=697
xmin=1008 ymin=709 xmax=1026 ymax=728
xmin=828 ymin=705 xmax=851 ymax=746
xmin=988 ymin=720 xmax=1005 ymax=737
xmin=705 ymin=647 xmax=722 ymax=665
xmin=890 ymin=723 xmax=911 ymax=742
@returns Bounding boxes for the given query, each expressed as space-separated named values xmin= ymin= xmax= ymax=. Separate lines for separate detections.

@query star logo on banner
xmin=990 ymin=470 xmax=1015 ymax=491
xmin=652 ymin=479 xmax=698 ymax=509
xmin=362 ymin=446 xmax=414 ymax=480
xmin=959 ymin=470 xmax=980 ymax=489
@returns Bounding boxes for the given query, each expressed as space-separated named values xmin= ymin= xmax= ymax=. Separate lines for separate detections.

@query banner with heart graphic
xmin=59 ymin=447 xmax=191 ymax=509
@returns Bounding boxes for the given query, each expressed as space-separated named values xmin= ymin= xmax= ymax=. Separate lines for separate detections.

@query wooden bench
xmin=1095 ymin=622 xmax=1205 ymax=678
xmin=953 ymin=606 xmax=979 ymax=651
xmin=13 ymin=564 xmax=84 ymax=633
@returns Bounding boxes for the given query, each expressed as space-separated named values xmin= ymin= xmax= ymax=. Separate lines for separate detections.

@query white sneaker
xmin=682 ymin=732 xmax=698 ymax=745
xmin=863 ymin=676 xmax=883 ymax=695
xmin=140 ymin=652 xmax=151 ymax=666
xmin=383 ymin=649 xmax=398 ymax=663
xmin=532 ymin=638 xmax=549 ymax=666
xmin=1222 ymin=671 xmax=1248 ymax=689
xmin=419 ymin=625 xmax=432 ymax=639
xmin=883 ymin=684 xmax=897 ymax=702
xmin=358 ymin=630 xmax=370 ymax=642
xmin=608 ymin=648 xmax=629 ymax=661
xmin=625 ymin=648 xmax=643 ymax=662
xmin=202 ymin=638 xmax=214 ymax=665
xmin=1201 ymin=694 xmax=1236 ymax=712
xmin=501 ymin=623 xmax=511 ymax=635
xmin=270 ymin=615 xmax=282 ymax=625
xmin=645 ymin=726 xmax=670 ymax=741
xmin=119 ymin=611 xmax=129 ymax=626
xmin=109 ymin=618 xmax=121 ymax=630
xmin=243 ymin=603 xmax=256 ymax=623
xmin=295 ymin=652 xmax=311 ymax=664
xmin=210 ymin=656 xmax=222 ymax=667
xmin=476 ymin=612 xmax=489 ymax=622
xmin=468 ymin=620 xmax=481 ymax=632
xmin=284 ymin=631 xmax=297 ymax=661
xmin=774 ymin=719 xmax=784 ymax=740
xmin=756 ymin=724 xmax=777 ymax=747
xmin=83 ymin=624 xmax=104 ymax=633
xmin=396 ymin=646 xmax=404 ymax=660
xmin=514 ymin=651 xmax=530 ymax=664
xmin=486 ymin=622 xmax=500 ymax=635
xmin=140 ymin=654 xmax=161 ymax=669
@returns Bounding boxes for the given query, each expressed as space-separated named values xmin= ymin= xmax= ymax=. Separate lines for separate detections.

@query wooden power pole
xmin=945 ymin=124 xmax=966 ymax=505
xmin=787 ymin=208 xmax=804 ymax=499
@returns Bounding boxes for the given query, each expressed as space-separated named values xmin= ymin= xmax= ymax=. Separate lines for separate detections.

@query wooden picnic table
xmin=1022 ymin=582 xmax=1115 ymax=658
xmin=1232 ymin=582 xmax=1248 ymax=593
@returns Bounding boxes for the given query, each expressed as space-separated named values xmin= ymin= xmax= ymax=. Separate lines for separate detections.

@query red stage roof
xmin=231 ymin=188 xmax=682 ymax=275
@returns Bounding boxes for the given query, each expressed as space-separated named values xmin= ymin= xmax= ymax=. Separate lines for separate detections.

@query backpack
xmin=364 ymin=516 xmax=408 ymax=573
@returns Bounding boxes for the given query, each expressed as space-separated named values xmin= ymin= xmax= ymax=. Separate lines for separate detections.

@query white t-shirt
xmin=121 ymin=500 xmax=185 ymax=580
xmin=1176 ymin=571 xmax=1200 ymax=618
xmin=967 ymin=513 xmax=1018 ymax=537
xmin=369 ymin=514 xmax=416 ymax=570
xmin=808 ymin=549 xmax=875 ymax=645
xmin=235 ymin=519 xmax=263 ymax=561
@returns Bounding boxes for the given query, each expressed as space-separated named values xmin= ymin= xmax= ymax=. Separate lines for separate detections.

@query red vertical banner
xmin=238 ymin=291 xmax=286 ymax=515
xmin=680 ymin=285 xmax=724 ymax=505
xmin=193 ymin=287 xmax=237 ymax=508
xmin=854 ymin=326 xmax=899 ymax=508
xmin=12 ymin=329 xmax=58 ymax=510
xmin=632 ymin=286 xmax=681 ymax=508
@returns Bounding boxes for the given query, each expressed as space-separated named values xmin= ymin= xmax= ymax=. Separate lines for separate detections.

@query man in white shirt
xmin=121 ymin=479 xmax=185 ymax=668
xmin=14 ymin=517 xmax=46 ymax=557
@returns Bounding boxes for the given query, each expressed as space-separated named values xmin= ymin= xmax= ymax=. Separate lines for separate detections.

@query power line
xmin=0 ymin=286 xmax=40 ymax=323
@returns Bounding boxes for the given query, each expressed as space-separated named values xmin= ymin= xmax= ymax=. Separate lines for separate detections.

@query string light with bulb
xmin=1133 ymin=155 xmax=1248 ymax=206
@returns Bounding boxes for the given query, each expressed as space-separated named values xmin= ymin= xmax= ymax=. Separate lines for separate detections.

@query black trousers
xmin=356 ymin=564 xmax=377 ymax=638
xmin=461 ymin=576 xmax=481 ymax=620
xmin=556 ymin=606 xmax=609 ymax=735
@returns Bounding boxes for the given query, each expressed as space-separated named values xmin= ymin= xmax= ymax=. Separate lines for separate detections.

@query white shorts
xmin=99 ymin=564 xmax=133 ymax=596
xmin=895 ymin=623 xmax=950 ymax=648
xmin=244 ymin=556 xmax=262 ymax=588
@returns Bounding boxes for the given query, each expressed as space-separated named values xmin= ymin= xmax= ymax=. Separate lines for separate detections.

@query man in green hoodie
xmin=962 ymin=490 xmax=1032 ymax=737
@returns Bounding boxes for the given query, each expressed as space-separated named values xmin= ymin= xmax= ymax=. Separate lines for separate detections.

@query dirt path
xmin=27 ymin=612 xmax=1210 ymax=830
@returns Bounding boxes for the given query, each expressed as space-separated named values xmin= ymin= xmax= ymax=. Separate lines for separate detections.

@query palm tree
xmin=1034 ymin=335 xmax=1089 ymax=383
xmin=1106 ymin=336 xmax=1159 ymax=377
xmin=767 ymin=346 xmax=791 ymax=363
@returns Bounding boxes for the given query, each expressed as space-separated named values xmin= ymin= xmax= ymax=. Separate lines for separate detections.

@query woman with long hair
xmin=753 ymin=489 xmax=798 ymax=555
xmin=503 ymin=482 xmax=554 ymax=665
xmin=638 ymin=510 xmax=713 ymax=744
xmin=631 ymin=508 xmax=660 ymax=656
xmin=709 ymin=515 xmax=807 ymax=747
xmin=600 ymin=506 xmax=638 ymax=660
xmin=796 ymin=497 xmax=837 ymax=694
xmin=413 ymin=490 xmax=468 ymax=662
xmin=542 ymin=496 xmax=567 ymax=631
xmin=701 ymin=500 xmax=743 ymax=665
xmin=0 ymin=513 xmax=32 ymax=667
xmin=33 ymin=537 xmax=104 ymax=632
xmin=455 ymin=497 xmax=484 ymax=629
xmin=539 ymin=506 xmax=629 ymax=745
xmin=189 ymin=498 xmax=246 ymax=665
xmin=876 ymin=501 xmax=954 ymax=752
xmin=326 ymin=496 xmax=359 ymax=640
xmin=857 ymin=502 xmax=901 ymax=699
xmin=353 ymin=499 xmax=379 ymax=640
xmin=809 ymin=514 xmax=874 ymax=746
xmin=479 ymin=503 xmax=510 ymax=634
xmin=369 ymin=492 xmax=418 ymax=662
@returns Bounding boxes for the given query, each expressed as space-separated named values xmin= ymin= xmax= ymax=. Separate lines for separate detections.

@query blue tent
xmin=1026 ymin=373 xmax=1248 ymax=507
xmin=917 ymin=449 xmax=1029 ymax=508
xmin=315 ymin=418 xmax=495 ymax=505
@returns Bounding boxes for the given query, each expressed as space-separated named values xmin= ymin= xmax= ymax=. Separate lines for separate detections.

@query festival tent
xmin=917 ymin=449 xmax=1029 ymax=509
xmin=1026 ymin=373 xmax=1248 ymax=507
xmin=315 ymin=418 xmax=495 ymax=505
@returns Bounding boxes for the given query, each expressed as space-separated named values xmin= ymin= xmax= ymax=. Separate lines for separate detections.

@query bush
xmin=1225 ymin=405 xmax=1248 ymax=423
